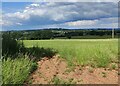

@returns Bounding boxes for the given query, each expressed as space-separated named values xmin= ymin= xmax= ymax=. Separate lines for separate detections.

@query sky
xmin=1 ymin=2 xmax=118 ymax=31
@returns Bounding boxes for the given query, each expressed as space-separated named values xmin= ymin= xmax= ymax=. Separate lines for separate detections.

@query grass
xmin=71 ymin=35 xmax=115 ymax=39
xmin=51 ymin=76 xmax=76 ymax=85
xmin=0 ymin=59 xmax=2 ymax=86
xmin=2 ymin=39 xmax=117 ymax=84
xmin=54 ymin=35 xmax=118 ymax=39
xmin=2 ymin=55 xmax=36 ymax=84
xmin=88 ymin=67 xmax=94 ymax=73
xmin=23 ymin=39 xmax=118 ymax=68
xmin=101 ymin=72 xmax=107 ymax=78
xmin=111 ymin=63 xmax=118 ymax=70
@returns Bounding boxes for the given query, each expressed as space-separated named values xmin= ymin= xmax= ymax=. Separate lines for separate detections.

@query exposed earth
xmin=26 ymin=55 xmax=118 ymax=84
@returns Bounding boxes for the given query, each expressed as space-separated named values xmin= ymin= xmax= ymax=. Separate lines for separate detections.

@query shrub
xmin=2 ymin=32 xmax=25 ymax=58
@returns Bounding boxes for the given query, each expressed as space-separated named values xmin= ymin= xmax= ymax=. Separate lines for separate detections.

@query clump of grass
xmin=51 ymin=76 xmax=75 ymax=85
xmin=111 ymin=63 xmax=117 ymax=70
xmin=52 ymin=76 xmax=61 ymax=84
xmin=95 ymin=51 xmax=111 ymax=68
xmin=2 ymin=55 xmax=36 ymax=84
xmin=101 ymin=72 xmax=107 ymax=78
xmin=65 ymin=66 xmax=75 ymax=74
xmin=118 ymin=72 xmax=120 ymax=75
xmin=28 ymin=79 xmax=33 ymax=84
xmin=88 ymin=67 xmax=94 ymax=73
xmin=68 ymin=78 xmax=74 ymax=83
xmin=78 ymin=79 xmax=83 ymax=83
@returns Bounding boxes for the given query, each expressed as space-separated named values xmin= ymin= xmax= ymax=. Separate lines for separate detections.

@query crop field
xmin=23 ymin=39 xmax=118 ymax=67
xmin=2 ymin=39 xmax=119 ymax=84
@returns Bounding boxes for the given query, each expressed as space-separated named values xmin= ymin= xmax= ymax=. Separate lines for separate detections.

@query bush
xmin=2 ymin=32 xmax=25 ymax=58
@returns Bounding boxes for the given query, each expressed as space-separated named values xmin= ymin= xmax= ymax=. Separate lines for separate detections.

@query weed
xmin=101 ymin=72 xmax=107 ymax=78
xmin=88 ymin=67 xmax=94 ymax=73
xmin=78 ymin=79 xmax=83 ymax=83
xmin=65 ymin=67 xmax=75 ymax=74
xmin=52 ymin=76 xmax=61 ymax=84
xmin=28 ymin=79 xmax=33 ymax=84
xmin=68 ymin=78 xmax=74 ymax=83
xmin=111 ymin=63 xmax=117 ymax=70
xmin=51 ymin=76 xmax=75 ymax=85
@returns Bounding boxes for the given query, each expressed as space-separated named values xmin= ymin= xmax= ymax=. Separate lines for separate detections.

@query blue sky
xmin=3 ymin=2 xmax=32 ymax=13
xmin=1 ymin=2 xmax=118 ymax=31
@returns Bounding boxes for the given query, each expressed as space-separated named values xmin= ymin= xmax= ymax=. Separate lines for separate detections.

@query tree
xmin=65 ymin=32 xmax=71 ymax=39
xmin=2 ymin=32 xmax=25 ymax=57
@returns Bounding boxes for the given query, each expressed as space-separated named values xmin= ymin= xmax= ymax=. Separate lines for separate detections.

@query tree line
xmin=2 ymin=29 xmax=120 ymax=40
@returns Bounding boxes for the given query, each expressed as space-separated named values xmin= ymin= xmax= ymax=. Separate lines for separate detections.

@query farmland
xmin=2 ymin=36 xmax=119 ymax=84
xmin=23 ymin=39 xmax=118 ymax=67
xmin=22 ymin=39 xmax=118 ymax=84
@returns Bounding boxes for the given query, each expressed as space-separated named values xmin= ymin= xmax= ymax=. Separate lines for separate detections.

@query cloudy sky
xmin=1 ymin=2 xmax=118 ymax=31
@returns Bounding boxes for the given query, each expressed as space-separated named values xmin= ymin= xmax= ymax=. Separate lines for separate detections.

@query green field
xmin=23 ymin=39 xmax=118 ymax=67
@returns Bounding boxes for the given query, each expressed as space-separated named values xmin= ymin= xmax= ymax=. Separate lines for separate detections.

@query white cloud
xmin=36 ymin=17 xmax=118 ymax=29
xmin=30 ymin=4 xmax=40 ymax=7
xmin=64 ymin=17 xmax=118 ymax=28
xmin=16 ymin=22 xmax=22 ymax=25
xmin=2 ymin=2 xmax=118 ymax=30
xmin=66 ymin=20 xmax=98 ymax=26
xmin=1 ymin=20 xmax=13 ymax=26
xmin=6 ymin=11 xmax=30 ymax=20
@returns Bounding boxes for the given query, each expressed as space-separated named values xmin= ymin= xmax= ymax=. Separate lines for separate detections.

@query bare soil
xmin=27 ymin=55 xmax=118 ymax=84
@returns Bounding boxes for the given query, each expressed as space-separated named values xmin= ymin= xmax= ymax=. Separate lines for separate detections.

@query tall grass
xmin=23 ymin=39 xmax=118 ymax=67
xmin=2 ymin=55 xmax=36 ymax=84
xmin=0 ymin=59 xmax=2 ymax=86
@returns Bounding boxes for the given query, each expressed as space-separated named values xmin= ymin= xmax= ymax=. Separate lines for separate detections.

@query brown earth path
xmin=27 ymin=55 xmax=118 ymax=84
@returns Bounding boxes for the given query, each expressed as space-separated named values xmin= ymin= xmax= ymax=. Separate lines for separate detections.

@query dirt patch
xmin=27 ymin=56 xmax=118 ymax=84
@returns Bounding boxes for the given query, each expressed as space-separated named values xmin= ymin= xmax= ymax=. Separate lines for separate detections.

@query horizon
xmin=2 ymin=27 xmax=119 ymax=32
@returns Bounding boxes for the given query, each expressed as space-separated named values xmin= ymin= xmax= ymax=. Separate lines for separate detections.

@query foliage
xmin=2 ymin=55 xmax=35 ymax=84
xmin=2 ymin=32 xmax=57 ymax=61
xmin=65 ymin=32 xmax=72 ymax=39
xmin=2 ymin=32 xmax=58 ymax=85
xmin=2 ymin=29 xmax=119 ymax=40
xmin=28 ymin=30 xmax=54 ymax=40
xmin=30 ymin=62 xmax=38 ymax=73
xmin=2 ymin=32 xmax=25 ymax=58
